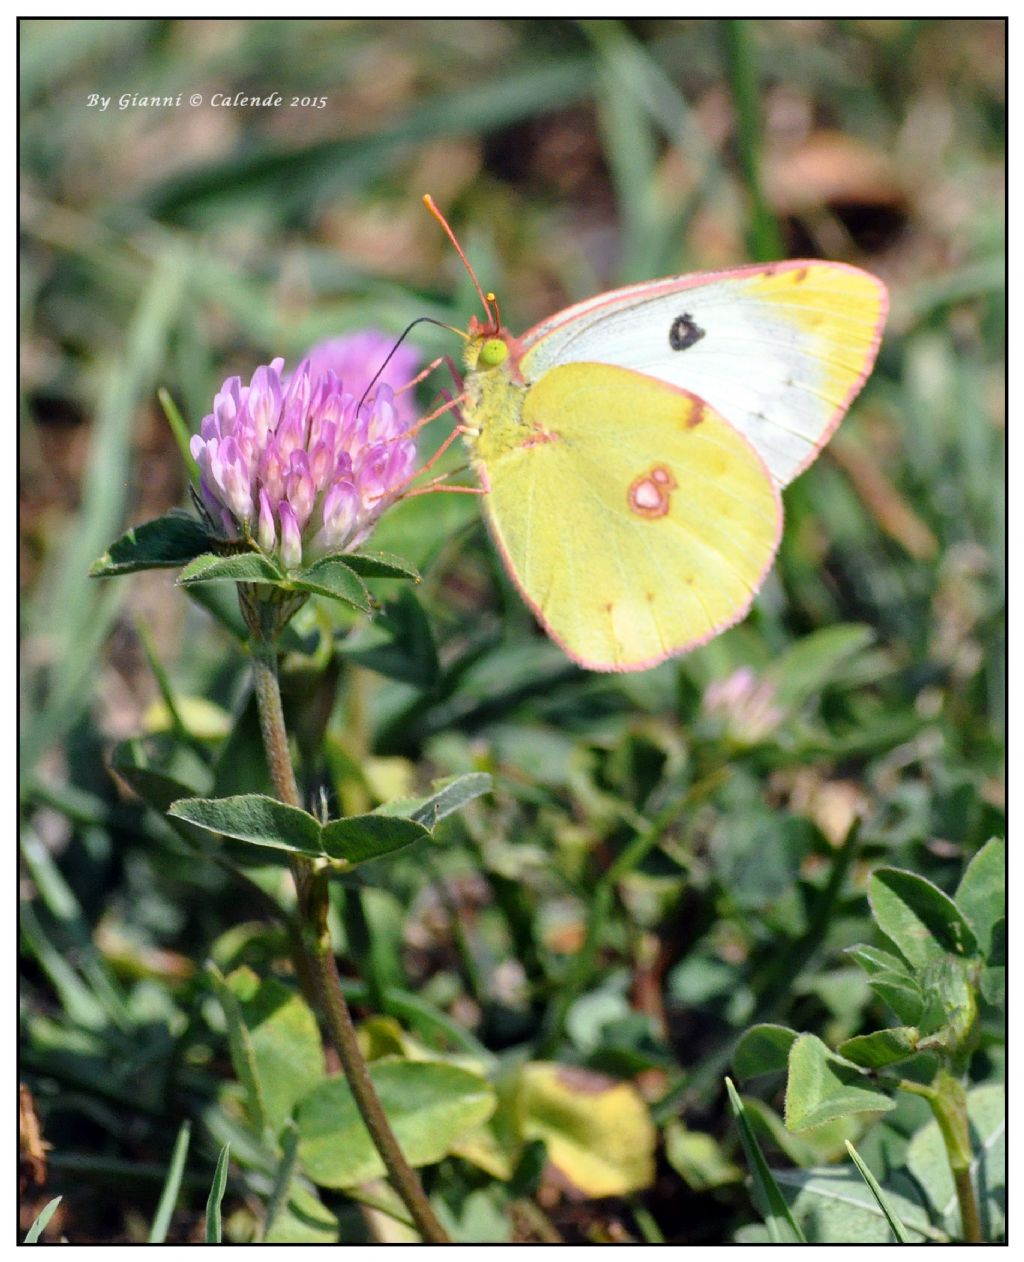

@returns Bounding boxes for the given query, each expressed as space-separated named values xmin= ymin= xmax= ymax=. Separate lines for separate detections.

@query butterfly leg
xmin=393 ymin=354 xmax=466 ymax=399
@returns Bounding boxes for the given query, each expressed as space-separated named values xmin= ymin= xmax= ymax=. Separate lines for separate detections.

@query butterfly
xmin=424 ymin=197 xmax=888 ymax=673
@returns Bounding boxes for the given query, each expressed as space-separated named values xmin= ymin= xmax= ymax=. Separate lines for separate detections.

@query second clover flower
xmin=190 ymin=333 xmax=420 ymax=570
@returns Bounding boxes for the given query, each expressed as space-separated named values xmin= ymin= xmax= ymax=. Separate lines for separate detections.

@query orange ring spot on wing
xmin=628 ymin=464 xmax=677 ymax=518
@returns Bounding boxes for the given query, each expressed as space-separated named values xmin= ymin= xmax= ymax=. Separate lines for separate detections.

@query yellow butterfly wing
xmin=472 ymin=361 xmax=782 ymax=671
xmin=519 ymin=261 xmax=888 ymax=487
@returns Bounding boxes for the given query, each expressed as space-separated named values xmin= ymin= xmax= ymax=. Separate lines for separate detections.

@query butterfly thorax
xmin=462 ymin=336 xmax=529 ymax=467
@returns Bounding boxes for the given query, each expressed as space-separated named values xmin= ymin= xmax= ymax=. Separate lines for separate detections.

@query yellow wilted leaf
xmin=516 ymin=1063 xmax=656 ymax=1198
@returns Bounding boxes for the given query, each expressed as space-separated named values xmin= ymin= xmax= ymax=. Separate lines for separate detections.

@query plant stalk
xmin=930 ymin=1072 xmax=982 ymax=1243
xmin=248 ymin=634 xmax=449 ymax=1244
xmin=900 ymin=1072 xmax=982 ymax=1243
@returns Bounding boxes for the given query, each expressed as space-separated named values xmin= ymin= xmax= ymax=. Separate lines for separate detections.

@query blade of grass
xmin=148 ymin=1120 xmax=192 ymax=1243
xmin=720 ymin=19 xmax=784 ymax=261
xmin=261 ymin=1122 xmax=300 ymax=1241
xmin=24 ymin=1196 xmax=62 ymax=1243
xmin=205 ymin=1144 xmax=231 ymax=1243
xmin=22 ymin=243 xmax=190 ymax=773
xmin=134 ymin=617 xmax=207 ymax=756
xmin=20 ymin=902 xmax=109 ymax=1032
xmin=206 ymin=964 xmax=267 ymax=1136
xmin=582 ymin=19 xmax=723 ymax=279
xmin=845 ymin=1140 xmax=912 ymax=1243
xmin=146 ymin=58 xmax=596 ymax=221
xmin=537 ymin=792 xmax=689 ymax=1056
xmin=158 ymin=387 xmax=200 ymax=483
xmin=725 ymin=1077 xmax=806 ymax=1243
xmin=20 ymin=828 xmax=133 ymax=1032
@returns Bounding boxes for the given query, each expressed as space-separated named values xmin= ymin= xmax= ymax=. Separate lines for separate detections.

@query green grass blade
xmin=20 ymin=902 xmax=108 ymax=1031
xmin=845 ymin=1140 xmax=912 ymax=1243
xmin=261 ymin=1121 xmax=300 ymax=1241
xmin=720 ymin=19 xmax=784 ymax=261
xmin=205 ymin=1143 xmax=231 ymax=1243
xmin=158 ymin=387 xmax=199 ymax=483
xmin=147 ymin=1119 xmax=192 ymax=1243
xmin=24 ymin=1195 xmax=62 ymax=1243
xmin=206 ymin=963 xmax=267 ymax=1135
xmin=134 ymin=617 xmax=198 ymax=752
xmin=725 ymin=1077 xmax=806 ymax=1243
xmin=21 ymin=243 xmax=190 ymax=772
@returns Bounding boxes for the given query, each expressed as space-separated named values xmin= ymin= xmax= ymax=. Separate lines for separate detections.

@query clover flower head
xmin=190 ymin=332 xmax=419 ymax=568
xmin=702 ymin=666 xmax=785 ymax=744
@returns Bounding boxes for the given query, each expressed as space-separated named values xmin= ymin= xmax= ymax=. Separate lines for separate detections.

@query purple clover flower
xmin=190 ymin=332 xmax=419 ymax=568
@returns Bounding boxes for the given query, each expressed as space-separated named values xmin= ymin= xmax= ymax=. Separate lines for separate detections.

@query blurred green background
xmin=20 ymin=18 xmax=1004 ymax=1244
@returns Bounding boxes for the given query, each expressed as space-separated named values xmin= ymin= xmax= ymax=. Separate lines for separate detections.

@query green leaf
xmin=168 ymin=788 xmax=472 ymax=868
xmin=225 ymin=967 xmax=324 ymax=1134
xmin=954 ymin=837 xmax=1004 ymax=960
xmin=263 ymin=1180 xmax=338 ymax=1244
xmin=869 ymin=867 xmax=979 ymax=972
xmin=340 ymin=587 xmax=439 ymax=688
xmin=169 ymin=795 xmax=322 ymax=856
xmin=179 ymin=551 xmax=284 ymax=586
xmin=769 ymin=624 xmax=875 ymax=705
xmin=295 ymin=1060 xmax=496 ymax=1188
xmin=90 ymin=509 xmax=213 ymax=576
xmin=261 ymin=1122 xmax=300 ymax=1242
xmin=845 ymin=943 xmax=913 ymax=978
xmin=740 ymin=1095 xmax=858 ymax=1167
xmin=733 ymin=1024 xmax=798 ymax=1081
xmin=785 ymin=1035 xmax=895 ymax=1132
xmin=772 ymin=1166 xmax=939 ymax=1243
xmin=516 ymin=1062 xmax=657 ymax=1198
xmin=207 ymin=964 xmax=268 ymax=1134
xmin=374 ymin=772 xmax=492 ymax=829
xmin=24 ymin=1196 xmax=62 ymax=1244
xmin=868 ymin=972 xmax=926 ymax=1025
xmin=289 ymin=556 xmax=371 ymax=612
xmin=725 ymin=1078 xmax=805 ymax=1243
xmin=664 ymin=1120 xmax=742 ymax=1192
xmin=158 ymin=387 xmax=200 ymax=483
xmin=320 ymin=813 xmax=429 ymax=864
xmin=340 ymin=550 xmax=421 ymax=581
xmin=205 ymin=1144 xmax=231 ymax=1243
xmin=112 ymin=737 xmax=214 ymax=807
xmin=905 ymin=1082 xmax=1005 ymax=1241
xmin=838 ymin=1027 xmax=919 ymax=1069
xmin=148 ymin=1120 xmax=192 ymax=1243
xmin=845 ymin=1140 xmax=912 ymax=1242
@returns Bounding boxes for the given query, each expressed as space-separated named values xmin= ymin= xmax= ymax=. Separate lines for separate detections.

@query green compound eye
xmin=478 ymin=338 xmax=508 ymax=368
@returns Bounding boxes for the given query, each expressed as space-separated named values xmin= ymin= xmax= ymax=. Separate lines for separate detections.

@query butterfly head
xmin=464 ymin=318 xmax=511 ymax=373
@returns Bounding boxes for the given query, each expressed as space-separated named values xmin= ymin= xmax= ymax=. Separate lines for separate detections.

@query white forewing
xmin=517 ymin=263 xmax=886 ymax=488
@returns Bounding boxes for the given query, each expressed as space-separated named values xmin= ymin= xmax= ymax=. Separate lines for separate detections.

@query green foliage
xmin=868 ymin=867 xmax=978 ymax=970
xmin=784 ymin=1035 xmax=894 ymax=1131
xmin=297 ymin=1061 xmax=496 ymax=1187
xmin=844 ymin=1141 xmax=912 ymax=1243
xmin=725 ymin=1079 xmax=805 ymax=1243
xmin=732 ymin=840 xmax=1004 ymax=1242
xmin=20 ymin=15 xmax=1004 ymax=1247
xmin=170 ymin=772 xmax=491 ymax=865
xmin=205 ymin=1145 xmax=231 ymax=1243
xmin=89 ymin=510 xmax=214 ymax=576
xmin=148 ymin=1121 xmax=192 ymax=1243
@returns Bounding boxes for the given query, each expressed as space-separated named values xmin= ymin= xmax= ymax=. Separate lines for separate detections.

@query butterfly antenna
xmin=423 ymin=194 xmax=497 ymax=330
xmin=487 ymin=291 xmax=502 ymax=334
xmin=356 ymin=316 xmax=467 ymax=415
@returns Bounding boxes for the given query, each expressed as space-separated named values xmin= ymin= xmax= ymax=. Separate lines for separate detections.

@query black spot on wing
xmin=669 ymin=312 xmax=706 ymax=351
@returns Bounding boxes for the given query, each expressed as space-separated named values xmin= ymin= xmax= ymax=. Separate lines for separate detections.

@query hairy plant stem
xmin=900 ymin=1072 xmax=982 ymax=1243
xmin=248 ymin=631 xmax=449 ymax=1244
